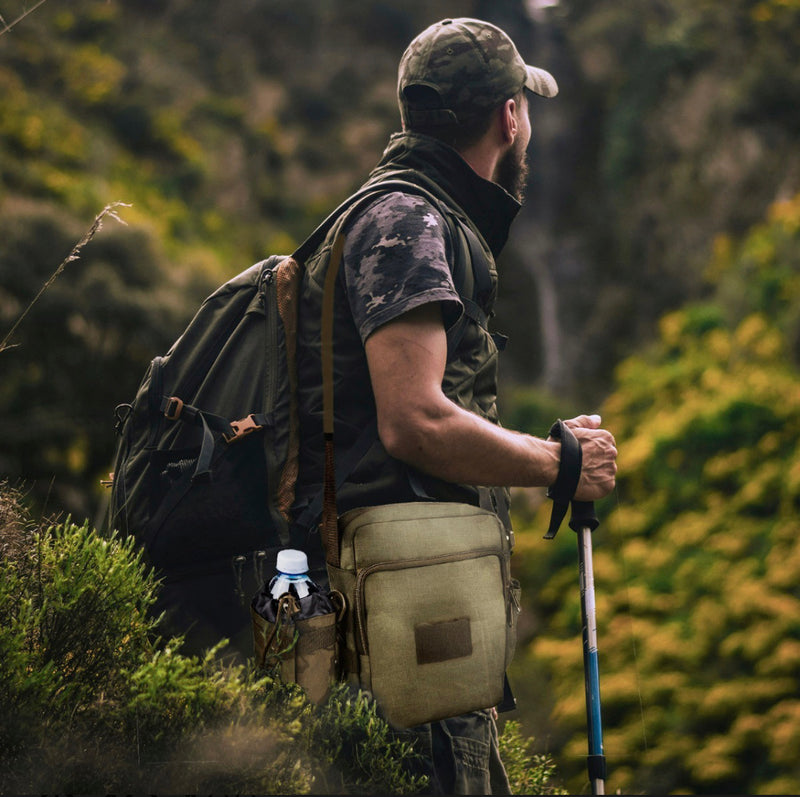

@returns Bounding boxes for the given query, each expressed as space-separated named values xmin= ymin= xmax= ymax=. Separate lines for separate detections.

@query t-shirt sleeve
xmin=341 ymin=191 xmax=463 ymax=342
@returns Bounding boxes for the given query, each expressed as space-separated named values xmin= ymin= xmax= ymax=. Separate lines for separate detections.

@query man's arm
xmin=365 ymin=303 xmax=617 ymax=502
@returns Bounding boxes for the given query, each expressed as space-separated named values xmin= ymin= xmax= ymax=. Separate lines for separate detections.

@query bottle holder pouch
xmin=251 ymin=590 xmax=345 ymax=705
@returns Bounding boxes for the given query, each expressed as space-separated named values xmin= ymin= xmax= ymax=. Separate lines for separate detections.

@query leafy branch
xmin=0 ymin=202 xmax=131 ymax=354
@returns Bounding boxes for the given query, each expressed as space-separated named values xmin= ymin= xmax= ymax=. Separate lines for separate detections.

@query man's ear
xmin=500 ymin=98 xmax=518 ymax=145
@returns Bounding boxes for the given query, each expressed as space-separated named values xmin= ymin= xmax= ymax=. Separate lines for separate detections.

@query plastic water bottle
xmin=269 ymin=549 xmax=316 ymax=600
xmin=252 ymin=549 xmax=336 ymax=624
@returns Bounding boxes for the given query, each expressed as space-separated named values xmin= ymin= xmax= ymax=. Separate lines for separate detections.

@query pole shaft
xmin=578 ymin=526 xmax=606 ymax=795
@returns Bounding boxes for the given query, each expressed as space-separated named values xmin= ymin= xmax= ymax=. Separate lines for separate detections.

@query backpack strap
xmin=297 ymin=178 xmax=497 ymax=567
xmin=320 ymin=234 xmax=347 ymax=568
xmin=446 ymin=221 xmax=493 ymax=354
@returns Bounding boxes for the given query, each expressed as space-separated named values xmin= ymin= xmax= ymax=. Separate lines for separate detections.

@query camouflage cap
xmin=398 ymin=17 xmax=558 ymax=128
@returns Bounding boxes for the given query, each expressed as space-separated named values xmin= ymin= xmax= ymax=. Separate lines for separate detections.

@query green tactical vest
xmin=293 ymin=133 xmax=521 ymax=525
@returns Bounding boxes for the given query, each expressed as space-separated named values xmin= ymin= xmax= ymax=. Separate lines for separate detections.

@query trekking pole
xmin=570 ymin=499 xmax=607 ymax=796
xmin=544 ymin=420 xmax=607 ymax=795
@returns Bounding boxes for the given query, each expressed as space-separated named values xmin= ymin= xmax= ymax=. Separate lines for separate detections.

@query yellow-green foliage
xmin=519 ymin=196 xmax=800 ymax=794
xmin=0 ymin=487 xmax=405 ymax=793
xmin=0 ymin=486 xmax=564 ymax=794
xmin=498 ymin=720 xmax=569 ymax=796
xmin=61 ymin=43 xmax=126 ymax=106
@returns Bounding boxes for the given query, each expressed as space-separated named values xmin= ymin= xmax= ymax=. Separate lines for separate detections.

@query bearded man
xmin=292 ymin=17 xmax=617 ymax=794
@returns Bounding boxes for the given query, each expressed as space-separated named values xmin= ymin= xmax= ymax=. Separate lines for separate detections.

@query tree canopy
xmin=515 ymin=190 xmax=800 ymax=794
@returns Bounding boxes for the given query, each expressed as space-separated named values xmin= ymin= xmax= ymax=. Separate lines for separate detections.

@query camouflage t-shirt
xmin=342 ymin=191 xmax=463 ymax=340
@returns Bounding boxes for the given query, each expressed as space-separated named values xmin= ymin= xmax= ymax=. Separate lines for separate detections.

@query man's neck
xmin=457 ymin=140 xmax=502 ymax=185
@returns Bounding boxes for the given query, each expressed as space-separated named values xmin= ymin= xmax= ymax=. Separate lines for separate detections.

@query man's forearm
xmin=366 ymin=304 xmax=617 ymax=501
xmin=380 ymin=396 xmax=561 ymax=488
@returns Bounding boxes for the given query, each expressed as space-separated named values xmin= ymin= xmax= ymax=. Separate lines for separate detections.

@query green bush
xmin=0 ymin=484 xmax=563 ymax=793
xmin=499 ymin=720 xmax=568 ymax=796
xmin=522 ymin=195 xmax=800 ymax=794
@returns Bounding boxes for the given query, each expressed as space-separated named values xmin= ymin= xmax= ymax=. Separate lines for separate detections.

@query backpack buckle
xmin=224 ymin=414 xmax=263 ymax=444
xmin=164 ymin=396 xmax=184 ymax=421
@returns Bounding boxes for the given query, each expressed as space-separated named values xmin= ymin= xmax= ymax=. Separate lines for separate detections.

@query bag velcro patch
xmin=415 ymin=617 xmax=472 ymax=665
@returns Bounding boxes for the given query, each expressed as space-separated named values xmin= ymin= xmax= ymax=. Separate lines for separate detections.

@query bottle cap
xmin=276 ymin=548 xmax=308 ymax=575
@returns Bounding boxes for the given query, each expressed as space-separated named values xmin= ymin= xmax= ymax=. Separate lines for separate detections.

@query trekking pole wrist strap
xmin=544 ymin=419 xmax=582 ymax=540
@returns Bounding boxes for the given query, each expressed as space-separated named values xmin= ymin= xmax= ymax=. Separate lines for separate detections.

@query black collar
xmin=366 ymin=132 xmax=521 ymax=258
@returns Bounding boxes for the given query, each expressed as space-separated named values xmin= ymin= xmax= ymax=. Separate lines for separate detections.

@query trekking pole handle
xmin=569 ymin=500 xmax=599 ymax=533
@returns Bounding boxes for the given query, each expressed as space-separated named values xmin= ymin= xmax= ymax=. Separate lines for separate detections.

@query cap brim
xmin=524 ymin=64 xmax=558 ymax=98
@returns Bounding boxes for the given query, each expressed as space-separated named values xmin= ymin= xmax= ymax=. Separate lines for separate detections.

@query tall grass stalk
xmin=0 ymin=202 xmax=130 ymax=354
xmin=0 ymin=0 xmax=50 ymax=37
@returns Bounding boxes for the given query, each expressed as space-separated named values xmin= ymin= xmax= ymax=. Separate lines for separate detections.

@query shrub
xmin=0 ymin=482 xmax=565 ymax=793
xmin=499 ymin=720 xmax=568 ymax=796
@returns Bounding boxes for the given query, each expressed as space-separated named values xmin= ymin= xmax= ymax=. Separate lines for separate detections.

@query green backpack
xmin=108 ymin=253 xmax=303 ymax=655
xmin=107 ymin=179 xmax=491 ymax=658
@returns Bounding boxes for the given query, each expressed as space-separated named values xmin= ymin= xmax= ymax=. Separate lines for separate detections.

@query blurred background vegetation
xmin=1 ymin=0 xmax=799 ymax=793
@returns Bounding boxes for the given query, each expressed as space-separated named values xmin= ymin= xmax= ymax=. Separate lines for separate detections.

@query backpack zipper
xmin=353 ymin=547 xmax=509 ymax=656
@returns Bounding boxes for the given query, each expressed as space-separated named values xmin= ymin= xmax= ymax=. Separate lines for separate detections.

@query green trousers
xmin=401 ymin=710 xmax=511 ymax=795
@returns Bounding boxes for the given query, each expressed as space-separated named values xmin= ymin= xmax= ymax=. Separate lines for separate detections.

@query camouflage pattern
xmin=342 ymin=184 xmax=504 ymax=422
xmin=342 ymin=192 xmax=462 ymax=342
xmin=398 ymin=17 xmax=558 ymax=128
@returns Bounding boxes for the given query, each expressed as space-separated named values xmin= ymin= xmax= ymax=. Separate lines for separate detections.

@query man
xmin=292 ymin=17 xmax=617 ymax=795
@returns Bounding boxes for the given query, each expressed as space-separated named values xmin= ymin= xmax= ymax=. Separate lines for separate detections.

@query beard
xmin=494 ymin=137 xmax=529 ymax=203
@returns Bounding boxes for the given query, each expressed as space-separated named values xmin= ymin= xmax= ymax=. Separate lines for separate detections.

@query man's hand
xmin=557 ymin=415 xmax=618 ymax=502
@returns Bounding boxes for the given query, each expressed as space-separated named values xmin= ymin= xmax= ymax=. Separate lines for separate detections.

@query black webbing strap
xmin=544 ymin=419 xmax=583 ymax=540
xmin=158 ymin=394 xmax=270 ymax=480
xmin=160 ymin=395 xmax=236 ymax=432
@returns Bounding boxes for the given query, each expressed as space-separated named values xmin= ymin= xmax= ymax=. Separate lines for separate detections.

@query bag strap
xmin=315 ymin=181 xmax=495 ymax=568
xmin=320 ymin=232 xmax=345 ymax=568
xmin=294 ymin=184 xmax=493 ymax=534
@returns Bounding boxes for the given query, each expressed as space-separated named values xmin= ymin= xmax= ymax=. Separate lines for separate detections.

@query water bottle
xmin=269 ymin=549 xmax=316 ymax=600
xmin=252 ymin=549 xmax=335 ymax=623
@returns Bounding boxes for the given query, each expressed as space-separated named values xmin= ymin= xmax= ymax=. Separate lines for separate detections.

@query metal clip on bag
xmin=319 ymin=234 xmax=521 ymax=729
